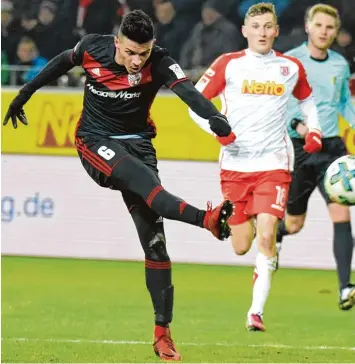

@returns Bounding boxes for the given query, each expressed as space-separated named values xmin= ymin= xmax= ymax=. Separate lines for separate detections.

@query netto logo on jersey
xmin=242 ymin=80 xmax=285 ymax=96
xmin=87 ymin=84 xmax=141 ymax=100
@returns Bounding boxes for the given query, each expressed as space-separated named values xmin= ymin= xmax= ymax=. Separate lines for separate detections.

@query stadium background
xmin=1 ymin=1 xmax=355 ymax=363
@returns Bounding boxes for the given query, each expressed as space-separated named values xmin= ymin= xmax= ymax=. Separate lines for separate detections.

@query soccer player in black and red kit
xmin=3 ymin=10 xmax=236 ymax=361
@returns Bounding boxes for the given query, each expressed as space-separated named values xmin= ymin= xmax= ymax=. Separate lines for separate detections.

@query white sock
xmin=248 ymin=252 xmax=277 ymax=317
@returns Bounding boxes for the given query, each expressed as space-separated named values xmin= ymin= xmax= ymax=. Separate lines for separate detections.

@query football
xmin=323 ymin=155 xmax=355 ymax=206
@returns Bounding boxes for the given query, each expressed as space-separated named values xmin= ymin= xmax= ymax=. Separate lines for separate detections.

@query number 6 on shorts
xmin=98 ymin=145 xmax=116 ymax=160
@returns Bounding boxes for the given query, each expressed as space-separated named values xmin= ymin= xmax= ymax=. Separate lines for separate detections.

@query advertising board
xmin=2 ymin=89 xmax=354 ymax=158
xmin=2 ymin=154 xmax=354 ymax=270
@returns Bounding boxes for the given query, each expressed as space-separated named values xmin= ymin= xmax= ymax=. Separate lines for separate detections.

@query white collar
xmin=246 ymin=48 xmax=275 ymax=58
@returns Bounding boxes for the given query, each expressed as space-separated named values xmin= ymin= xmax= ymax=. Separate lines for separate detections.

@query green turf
xmin=2 ymin=256 xmax=354 ymax=363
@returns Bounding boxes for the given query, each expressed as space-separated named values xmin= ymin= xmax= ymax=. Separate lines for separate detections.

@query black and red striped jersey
xmin=70 ymin=34 xmax=188 ymax=138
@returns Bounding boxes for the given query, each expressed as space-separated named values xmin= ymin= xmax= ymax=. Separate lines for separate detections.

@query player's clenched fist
xmin=209 ymin=113 xmax=236 ymax=146
xmin=3 ymin=90 xmax=31 ymax=129
xmin=303 ymin=129 xmax=322 ymax=153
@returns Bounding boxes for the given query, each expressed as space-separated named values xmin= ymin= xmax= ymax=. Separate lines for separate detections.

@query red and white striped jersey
xmin=189 ymin=48 xmax=320 ymax=172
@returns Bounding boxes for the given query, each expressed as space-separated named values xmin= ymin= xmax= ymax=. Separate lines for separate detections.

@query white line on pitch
xmin=2 ymin=337 xmax=354 ymax=351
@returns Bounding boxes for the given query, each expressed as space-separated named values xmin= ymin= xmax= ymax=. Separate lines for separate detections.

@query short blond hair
xmin=306 ymin=3 xmax=340 ymax=28
xmin=245 ymin=2 xmax=277 ymax=23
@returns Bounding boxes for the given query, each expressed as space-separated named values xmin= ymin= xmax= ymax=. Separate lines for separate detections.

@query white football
xmin=324 ymin=155 xmax=355 ymax=206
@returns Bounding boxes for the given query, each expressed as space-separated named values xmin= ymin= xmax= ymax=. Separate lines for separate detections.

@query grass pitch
xmin=2 ymin=256 xmax=354 ymax=363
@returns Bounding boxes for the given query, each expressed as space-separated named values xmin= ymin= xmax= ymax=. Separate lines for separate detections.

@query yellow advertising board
xmin=1 ymin=89 xmax=354 ymax=158
xmin=339 ymin=115 xmax=355 ymax=154
xmin=1 ymin=90 xmax=81 ymax=157
xmin=1 ymin=89 xmax=220 ymax=160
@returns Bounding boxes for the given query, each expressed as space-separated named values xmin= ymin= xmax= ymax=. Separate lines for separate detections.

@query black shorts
xmin=75 ymin=136 xmax=160 ymax=211
xmin=287 ymin=136 xmax=348 ymax=215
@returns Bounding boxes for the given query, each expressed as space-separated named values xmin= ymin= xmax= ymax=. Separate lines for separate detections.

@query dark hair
xmin=119 ymin=10 xmax=154 ymax=44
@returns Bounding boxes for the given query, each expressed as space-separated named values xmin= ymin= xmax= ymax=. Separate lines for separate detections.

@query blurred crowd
xmin=2 ymin=0 xmax=355 ymax=86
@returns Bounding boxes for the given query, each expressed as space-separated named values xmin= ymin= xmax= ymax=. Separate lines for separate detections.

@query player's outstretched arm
xmin=157 ymin=55 xmax=235 ymax=145
xmin=3 ymin=50 xmax=76 ymax=129
xmin=3 ymin=34 xmax=96 ymax=129
xmin=172 ymin=80 xmax=235 ymax=142
xmin=185 ymin=54 xmax=237 ymax=146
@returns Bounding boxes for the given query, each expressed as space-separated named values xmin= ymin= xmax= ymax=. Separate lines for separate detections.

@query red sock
xmin=155 ymin=325 xmax=168 ymax=337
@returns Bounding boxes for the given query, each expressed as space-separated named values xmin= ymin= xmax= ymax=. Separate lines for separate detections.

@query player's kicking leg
xmin=76 ymin=137 xmax=233 ymax=241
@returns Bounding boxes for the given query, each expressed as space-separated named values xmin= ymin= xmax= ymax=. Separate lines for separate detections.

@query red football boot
xmin=203 ymin=200 xmax=233 ymax=240
xmin=153 ymin=326 xmax=181 ymax=361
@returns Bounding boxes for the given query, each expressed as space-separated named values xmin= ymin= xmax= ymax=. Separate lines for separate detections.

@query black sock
xmin=333 ymin=222 xmax=353 ymax=291
xmin=277 ymin=220 xmax=290 ymax=243
xmin=145 ymin=259 xmax=174 ymax=326
xmin=150 ymin=189 xmax=205 ymax=227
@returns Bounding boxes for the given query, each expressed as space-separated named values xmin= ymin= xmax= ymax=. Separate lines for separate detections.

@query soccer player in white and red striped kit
xmin=189 ymin=2 xmax=322 ymax=331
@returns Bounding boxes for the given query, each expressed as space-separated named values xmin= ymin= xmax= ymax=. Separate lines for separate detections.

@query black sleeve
xmin=156 ymin=56 xmax=220 ymax=119
xmin=21 ymin=34 xmax=97 ymax=95
xmin=156 ymin=56 xmax=189 ymax=89
xmin=21 ymin=50 xmax=74 ymax=95
xmin=171 ymin=79 xmax=220 ymax=119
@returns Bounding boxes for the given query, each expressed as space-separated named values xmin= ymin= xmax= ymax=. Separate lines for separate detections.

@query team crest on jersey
xmin=128 ymin=72 xmax=142 ymax=86
xmin=280 ymin=66 xmax=289 ymax=76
